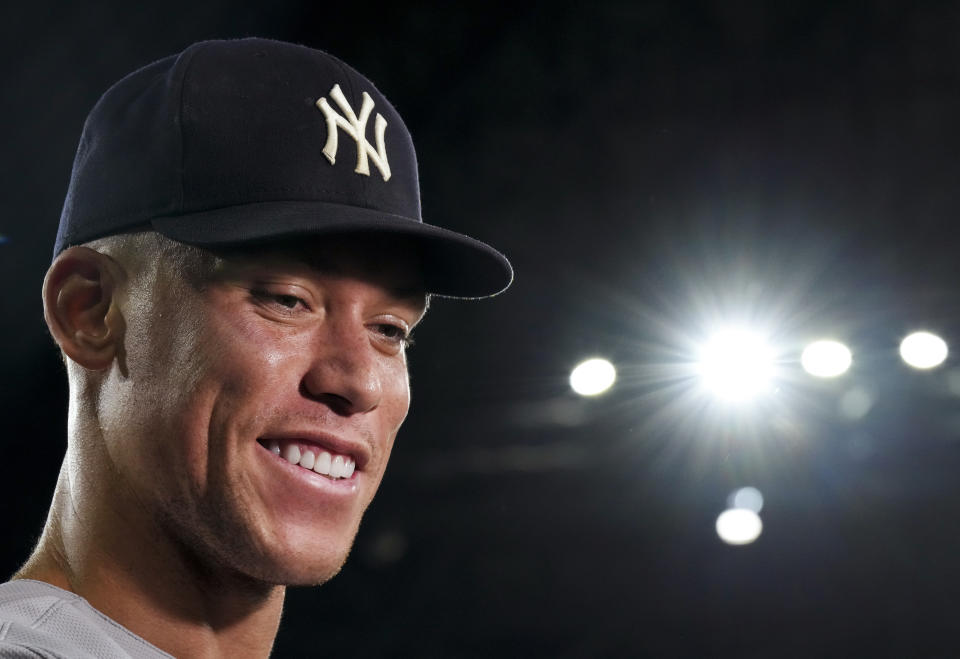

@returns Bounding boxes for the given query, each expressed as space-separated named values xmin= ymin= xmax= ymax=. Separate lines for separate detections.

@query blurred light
xmin=698 ymin=329 xmax=774 ymax=401
xmin=364 ymin=529 xmax=408 ymax=567
xmin=801 ymin=340 xmax=852 ymax=377
xmin=900 ymin=331 xmax=948 ymax=369
xmin=946 ymin=369 xmax=960 ymax=397
xmin=509 ymin=398 xmax=590 ymax=428
xmin=727 ymin=486 xmax=764 ymax=513
xmin=0 ymin=234 xmax=8 ymax=245
xmin=838 ymin=387 xmax=874 ymax=420
xmin=569 ymin=358 xmax=616 ymax=396
xmin=716 ymin=508 xmax=763 ymax=546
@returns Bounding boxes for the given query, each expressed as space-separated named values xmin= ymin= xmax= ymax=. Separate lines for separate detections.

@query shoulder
xmin=0 ymin=635 xmax=58 ymax=658
xmin=0 ymin=581 xmax=171 ymax=659
xmin=0 ymin=617 xmax=83 ymax=658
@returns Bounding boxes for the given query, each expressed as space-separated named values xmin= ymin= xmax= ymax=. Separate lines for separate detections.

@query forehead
xmin=205 ymin=233 xmax=427 ymax=299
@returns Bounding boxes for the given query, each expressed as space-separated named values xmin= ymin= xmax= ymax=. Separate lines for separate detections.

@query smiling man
xmin=0 ymin=39 xmax=510 ymax=658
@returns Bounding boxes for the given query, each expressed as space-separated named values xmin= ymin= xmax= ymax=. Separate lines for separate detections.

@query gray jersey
xmin=0 ymin=580 xmax=171 ymax=658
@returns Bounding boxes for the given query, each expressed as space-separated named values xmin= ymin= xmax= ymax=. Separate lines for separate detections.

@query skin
xmin=17 ymin=233 xmax=428 ymax=658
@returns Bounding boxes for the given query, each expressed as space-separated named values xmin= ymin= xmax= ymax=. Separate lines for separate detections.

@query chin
xmin=224 ymin=553 xmax=350 ymax=588
xmin=240 ymin=534 xmax=357 ymax=587
xmin=282 ymin=562 xmax=348 ymax=587
xmin=257 ymin=556 xmax=351 ymax=587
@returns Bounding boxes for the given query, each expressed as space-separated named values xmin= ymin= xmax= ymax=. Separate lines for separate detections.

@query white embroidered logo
xmin=315 ymin=84 xmax=391 ymax=182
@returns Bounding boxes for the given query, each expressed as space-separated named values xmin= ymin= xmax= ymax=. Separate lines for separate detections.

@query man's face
xmin=101 ymin=235 xmax=427 ymax=586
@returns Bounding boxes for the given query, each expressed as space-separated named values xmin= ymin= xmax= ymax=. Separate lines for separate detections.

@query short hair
xmin=82 ymin=231 xmax=219 ymax=289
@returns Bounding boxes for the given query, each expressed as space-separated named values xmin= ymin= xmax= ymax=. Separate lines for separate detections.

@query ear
xmin=43 ymin=246 xmax=126 ymax=370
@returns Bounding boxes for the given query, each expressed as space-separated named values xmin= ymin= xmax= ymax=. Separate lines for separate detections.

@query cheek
xmin=384 ymin=358 xmax=412 ymax=428
xmin=126 ymin=307 xmax=280 ymax=459
xmin=373 ymin=360 xmax=412 ymax=468
xmin=193 ymin=318 xmax=300 ymax=424
xmin=201 ymin=308 xmax=305 ymax=387
xmin=149 ymin=327 xmax=301 ymax=508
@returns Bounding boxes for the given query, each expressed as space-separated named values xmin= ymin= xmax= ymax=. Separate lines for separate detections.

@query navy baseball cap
xmin=54 ymin=38 xmax=512 ymax=298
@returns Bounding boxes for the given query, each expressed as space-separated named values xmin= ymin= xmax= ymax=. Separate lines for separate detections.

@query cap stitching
xmin=173 ymin=43 xmax=209 ymax=215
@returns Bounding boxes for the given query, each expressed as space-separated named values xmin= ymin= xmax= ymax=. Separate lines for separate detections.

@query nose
xmin=300 ymin=319 xmax=382 ymax=416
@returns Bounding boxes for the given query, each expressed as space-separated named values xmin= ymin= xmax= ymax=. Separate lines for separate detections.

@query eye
xmin=250 ymin=289 xmax=309 ymax=312
xmin=373 ymin=323 xmax=414 ymax=348
xmin=272 ymin=294 xmax=303 ymax=309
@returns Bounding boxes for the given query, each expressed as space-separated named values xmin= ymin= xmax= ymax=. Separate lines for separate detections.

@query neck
xmin=16 ymin=456 xmax=285 ymax=659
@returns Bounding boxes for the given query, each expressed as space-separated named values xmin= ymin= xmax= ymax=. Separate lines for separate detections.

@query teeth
xmin=265 ymin=440 xmax=355 ymax=480
xmin=281 ymin=444 xmax=301 ymax=465
xmin=313 ymin=451 xmax=332 ymax=476
xmin=298 ymin=450 xmax=315 ymax=470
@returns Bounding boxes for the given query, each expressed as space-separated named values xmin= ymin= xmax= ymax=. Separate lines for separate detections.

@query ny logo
xmin=315 ymin=84 xmax=391 ymax=182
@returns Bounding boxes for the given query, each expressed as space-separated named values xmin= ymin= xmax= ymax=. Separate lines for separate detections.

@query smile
xmin=257 ymin=439 xmax=356 ymax=480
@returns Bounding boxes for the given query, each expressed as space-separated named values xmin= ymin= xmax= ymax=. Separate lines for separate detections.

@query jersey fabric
xmin=0 ymin=580 xmax=171 ymax=658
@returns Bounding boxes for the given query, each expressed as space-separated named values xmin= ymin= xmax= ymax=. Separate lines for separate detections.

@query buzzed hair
xmin=82 ymin=231 xmax=219 ymax=289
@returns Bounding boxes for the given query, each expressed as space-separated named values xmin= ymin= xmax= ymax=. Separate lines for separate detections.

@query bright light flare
xmin=569 ymin=358 xmax=616 ymax=396
xmin=716 ymin=508 xmax=763 ymax=546
xmin=697 ymin=329 xmax=775 ymax=401
xmin=839 ymin=387 xmax=874 ymax=420
xmin=900 ymin=331 xmax=948 ymax=370
xmin=727 ymin=486 xmax=764 ymax=513
xmin=801 ymin=340 xmax=852 ymax=377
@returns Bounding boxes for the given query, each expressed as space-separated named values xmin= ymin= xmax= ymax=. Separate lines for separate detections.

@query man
xmin=0 ymin=38 xmax=511 ymax=658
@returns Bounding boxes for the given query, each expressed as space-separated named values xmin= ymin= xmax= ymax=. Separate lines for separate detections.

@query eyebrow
xmin=291 ymin=253 xmax=428 ymax=302
xmin=217 ymin=246 xmax=428 ymax=305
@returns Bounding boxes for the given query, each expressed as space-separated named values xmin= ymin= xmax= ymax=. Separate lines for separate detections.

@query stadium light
xmin=570 ymin=358 xmax=617 ymax=396
xmin=697 ymin=329 xmax=775 ymax=402
xmin=900 ymin=331 xmax=948 ymax=370
xmin=801 ymin=340 xmax=852 ymax=377
xmin=716 ymin=508 xmax=763 ymax=546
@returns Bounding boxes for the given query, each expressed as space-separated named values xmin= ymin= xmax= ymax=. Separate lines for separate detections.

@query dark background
xmin=4 ymin=2 xmax=960 ymax=657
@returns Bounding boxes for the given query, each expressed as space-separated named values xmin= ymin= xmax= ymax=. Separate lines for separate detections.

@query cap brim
xmin=151 ymin=201 xmax=513 ymax=299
